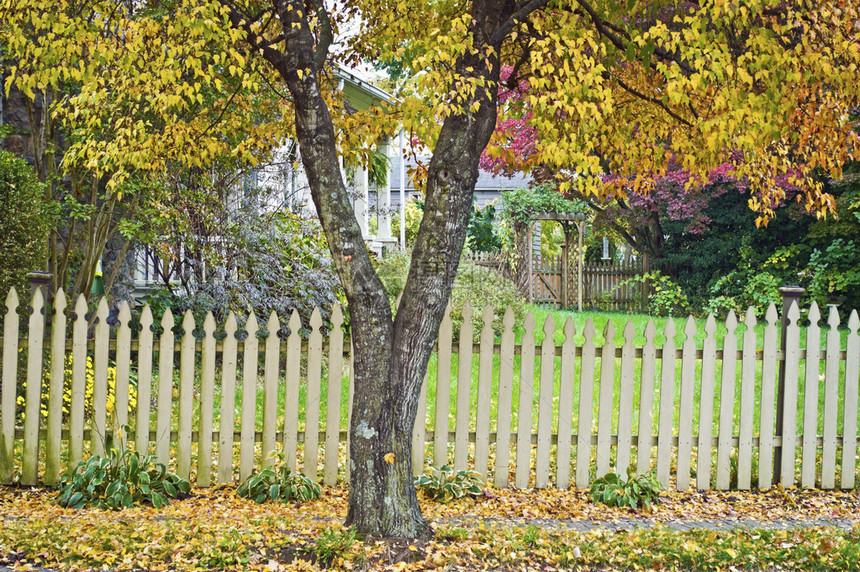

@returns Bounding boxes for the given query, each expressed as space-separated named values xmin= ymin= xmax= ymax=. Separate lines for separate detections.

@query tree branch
xmin=489 ymin=0 xmax=553 ymax=46
xmin=609 ymin=72 xmax=693 ymax=127
xmin=308 ymin=0 xmax=333 ymax=70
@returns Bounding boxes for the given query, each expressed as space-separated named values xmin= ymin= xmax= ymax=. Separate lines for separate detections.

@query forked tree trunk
xmin=229 ymin=0 xmax=514 ymax=540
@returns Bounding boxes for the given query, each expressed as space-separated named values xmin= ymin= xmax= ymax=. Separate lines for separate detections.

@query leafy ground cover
xmin=1 ymin=484 xmax=858 ymax=571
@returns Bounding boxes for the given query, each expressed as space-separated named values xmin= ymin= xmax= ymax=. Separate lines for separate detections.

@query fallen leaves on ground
xmin=1 ymin=484 xmax=859 ymax=571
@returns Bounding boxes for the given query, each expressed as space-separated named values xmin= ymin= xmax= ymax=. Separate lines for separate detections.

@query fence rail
xmin=1 ymin=287 xmax=859 ymax=491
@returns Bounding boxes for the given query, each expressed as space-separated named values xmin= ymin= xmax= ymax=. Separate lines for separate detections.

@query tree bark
xmin=226 ymin=0 xmax=513 ymax=539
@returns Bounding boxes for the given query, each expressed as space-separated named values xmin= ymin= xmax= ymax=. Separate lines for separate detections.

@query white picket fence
xmin=1 ymin=287 xmax=859 ymax=491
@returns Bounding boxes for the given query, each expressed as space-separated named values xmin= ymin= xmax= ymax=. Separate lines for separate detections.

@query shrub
xmin=589 ymin=469 xmax=662 ymax=510
xmin=0 ymin=150 xmax=51 ymax=297
xmin=313 ymin=526 xmax=359 ymax=566
xmin=237 ymin=459 xmax=321 ymax=503
xmin=57 ymin=447 xmax=190 ymax=509
xmin=615 ymin=271 xmax=691 ymax=316
xmin=376 ymin=251 xmax=526 ymax=339
xmin=414 ymin=465 xmax=483 ymax=502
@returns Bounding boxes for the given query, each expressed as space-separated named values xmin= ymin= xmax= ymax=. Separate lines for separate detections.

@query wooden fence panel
xmin=474 ymin=305 xmax=494 ymax=482
xmin=780 ymin=303 xmax=801 ymax=486
xmin=324 ymin=305 xmax=344 ymax=486
xmin=821 ymin=306 xmax=840 ymax=489
xmin=737 ymin=308 xmax=757 ymax=490
xmin=136 ymin=305 xmax=154 ymax=456
xmin=284 ymin=311 xmax=302 ymax=474
xmin=758 ymin=304 xmax=779 ymax=489
xmin=218 ymin=313 xmax=238 ymax=484
xmin=556 ymin=317 xmax=575 ymax=488
xmin=262 ymin=312 xmax=280 ymax=468
xmin=677 ymin=316 xmax=696 ymax=490
xmin=656 ymin=319 xmax=676 ymax=488
xmin=516 ymin=311 xmax=536 ymax=488
xmin=156 ymin=310 xmax=175 ymax=466
xmin=495 ymin=308 xmax=515 ymax=487
xmin=305 ymin=309 xmax=323 ymax=480
xmin=177 ymin=310 xmax=195 ymax=480
xmin=637 ymin=320 xmax=657 ymax=476
xmin=801 ymin=303 xmax=821 ymax=488
xmin=240 ymin=312 xmax=259 ymax=481
xmin=697 ymin=315 xmax=717 ymax=490
xmin=435 ymin=304 xmax=453 ymax=470
xmin=716 ymin=311 xmax=738 ymax=490
xmin=596 ymin=321 xmax=615 ymax=477
xmin=70 ymin=295 xmax=88 ymax=468
xmin=616 ymin=321 xmax=635 ymax=476
xmin=197 ymin=313 xmax=216 ymax=487
xmin=843 ymin=311 xmax=859 ymax=489
xmin=91 ymin=299 xmax=110 ymax=459
xmin=45 ymin=290 xmax=67 ymax=486
xmin=536 ymin=315 xmax=555 ymax=488
xmin=576 ymin=318 xmax=596 ymax=488
xmin=455 ymin=301 xmax=473 ymax=472
xmin=22 ymin=289 xmax=45 ymax=485
xmin=1 ymin=289 xmax=19 ymax=483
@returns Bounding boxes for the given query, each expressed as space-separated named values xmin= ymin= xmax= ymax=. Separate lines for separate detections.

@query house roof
xmin=335 ymin=66 xmax=392 ymax=110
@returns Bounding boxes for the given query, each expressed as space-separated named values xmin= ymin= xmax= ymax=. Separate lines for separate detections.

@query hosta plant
xmin=57 ymin=447 xmax=190 ymax=510
xmin=237 ymin=461 xmax=321 ymax=503
xmin=415 ymin=465 xmax=483 ymax=502
xmin=589 ymin=469 xmax=663 ymax=510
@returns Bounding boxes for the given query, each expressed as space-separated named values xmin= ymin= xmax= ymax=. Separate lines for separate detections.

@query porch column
xmin=355 ymin=164 xmax=369 ymax=238
xmin=378 ymin=140 xmax=392 ymax=239
xmin=398 ymin=130 xmax=406 ymax=249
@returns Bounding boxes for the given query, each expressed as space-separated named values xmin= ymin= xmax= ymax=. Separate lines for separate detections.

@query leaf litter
xmin=1 ymin=484 xmax=859 ymax=571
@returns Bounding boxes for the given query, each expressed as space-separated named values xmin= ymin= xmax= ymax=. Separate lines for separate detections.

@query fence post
xmin=773 ymin=285 xmax=805 ymax=483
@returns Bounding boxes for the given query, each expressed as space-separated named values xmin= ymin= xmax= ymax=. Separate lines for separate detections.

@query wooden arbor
xmin=516 ymin=212 xmax=588 ymax=310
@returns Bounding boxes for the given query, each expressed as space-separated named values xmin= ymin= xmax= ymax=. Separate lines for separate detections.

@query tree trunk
xmin=227 ymin=0 xmax=513 ymax=540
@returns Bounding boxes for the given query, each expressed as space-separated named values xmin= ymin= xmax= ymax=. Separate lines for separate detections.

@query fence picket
xmin=536 ymin=315 xmax=555 ymax=488
xmin=91 ymin=298 xmax=111 ymax=458
xmin=616 ymin=321 xmax=635 ymax=475
xmin=842 ymin=311 xmax=859 ymax=489
xmin=0 ymin=288 xmax=19 ymax=483
xmin=474 ymin=305 xmax=494 ymax=482
xmin=697 ymin=315 xmax=717 ymax=489
xmin=780 ymin=303 xmax=801 ymax=486
xmin=305 ymin=308 xmax=323 ymax=480
xmin=114 ymin=302 xmax=132 ymax=447
xmin=284 ymin=311 xmax=302 ymax=473
xmin=197 ymin=312 xmax=216 ymax=486
xmin=556 ymin=317 xmax=576 ymax=488
xmin=412 ymin=370 xmax=428 ymax=477
xmin=455 ymin=301 xmax=473 ymax=472
xmin=70 ymin=295 xmax=88 ymax=468
xmin=219 ymin=313 xmax=238 ymax=484
xmin=495 ymin=308 xmax=515 ymax=487
xmin=677 ymin=316 xmax=697 ymax=490
xmin=716 ymin=311 xmax=738 ymax=490
xmin=801 ymin=302 xmax=821 ymax=488
xmin=435 ymin=304 xmax=453 ymax=470
xmin=516 ymin=311 xmax=536 ymax=488
xmin=177 ymin=310 xmax=196 ymax=480
xmin=821 ymin=306 xmax=840 ymax=489
xmin=262 ymin=312 xmax=280 ymax=468
xmin=737 ymin=308 xmax=757 ymax=490
xmin=45 ymin=290 xmax=67 ymax=485
xmin=637 ymin=319 xmax=657 ymax=476
xmin=576 ymin=318 xmax=596 ymax=488
xmin=136 ymin=305 xmax=154 ymax=456
xmin=596 ymin=321 xmax=615 ymax=477
xmin=656 ymin=320 xmax=676 ymax=488
xmin=758 ymin=304 xmax=779 ymax=489
xmin=156 ymin=310 xmax=175 ymax=466
xmin=240 ymin=312 xmax=260 ymax=480
xmin=22 ymin=289 xmax=45 ymax=485
xmin=324 ymin=305 xmax=344 ymax=486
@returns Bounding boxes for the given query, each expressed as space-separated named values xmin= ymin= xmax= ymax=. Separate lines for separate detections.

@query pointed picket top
xmin=677 ymin=316 xmax=692 ymax=342
xmin=583 ymin=316 xmax=596 ymax=340
xmin=662 ymin=317 xmax=676 ymax=340
xmin=602 ymin=319 xmax=615 ymax=344
xmin=623 ymin=319 xmax=635 ymax=345
xmin=331 ymin=303 xmax=343 ymax=329
xmin=462 ymin=299 xmax=473 ymax=323
xmin=31 ymin=287 xmax=44 ymax=315
xmin=53 ymin=288 xmax=67 ymax=317
xmin=161 ymin=307 xmax=175 ymax=331
xmin=725 ymin=309 xmax=738 ymax=334
xmin=96 ymin=296 xmax=109 ymax=323
xmin=288 ymin=309 xmax=301 ymax=337
xmin=644 ymin=318 xmax=656 ymax=343
xmin=266 ymin=309 xmax=280 ymax=335
xmin=140 ymin=304 xmax=153 ymax=330
xmin=542 ymin=313 xmax=555 ymax=338
xmin=5 ymin=287 xmax=19 ymax=314
xmin=310 ymin=306 xmax=323 ymax=331
xmin=74 ymin=293 xmax=88 ymax=323
xmin=787 ymin=299 xmax=800 ymax=326
xmin=807 ymin=301 xmax=821 ymax=328
xmin=848 ymin=310 xmax=859 ymax=335
xmin=523 ymin=309 xmax=536 ymax=335
xmin=564 ymin=316 xmax=576 ymax=342
xmin=117 ymin=299 xmax=130 ymax=327
xmin=827 ymin=304 xmax=840 ymax=330
xmin=181 ymin=309 xmax=195 ymax=337
xmin=503 ymin=306 xmax=515 ymax=333
xmin=765 ymin=303 xmax=778 ymax=327
xmin=744 ymin=306 xmax=757 ymax=331
xmin=246 ymin=310 xmax=259 ymax=337
xmin=203 ymin=311 xmax=216 ymax=337
xmin=705 ymin=313 xmax=717 ymax=338
xmin=482 ymin=304 xmax=494 ymax=329
xmin=224 ymin=312 xmax=238 ymax=337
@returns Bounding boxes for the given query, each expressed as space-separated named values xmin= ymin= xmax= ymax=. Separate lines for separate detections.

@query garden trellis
xmin=1 ymin=287 xmax=858 ymax=491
